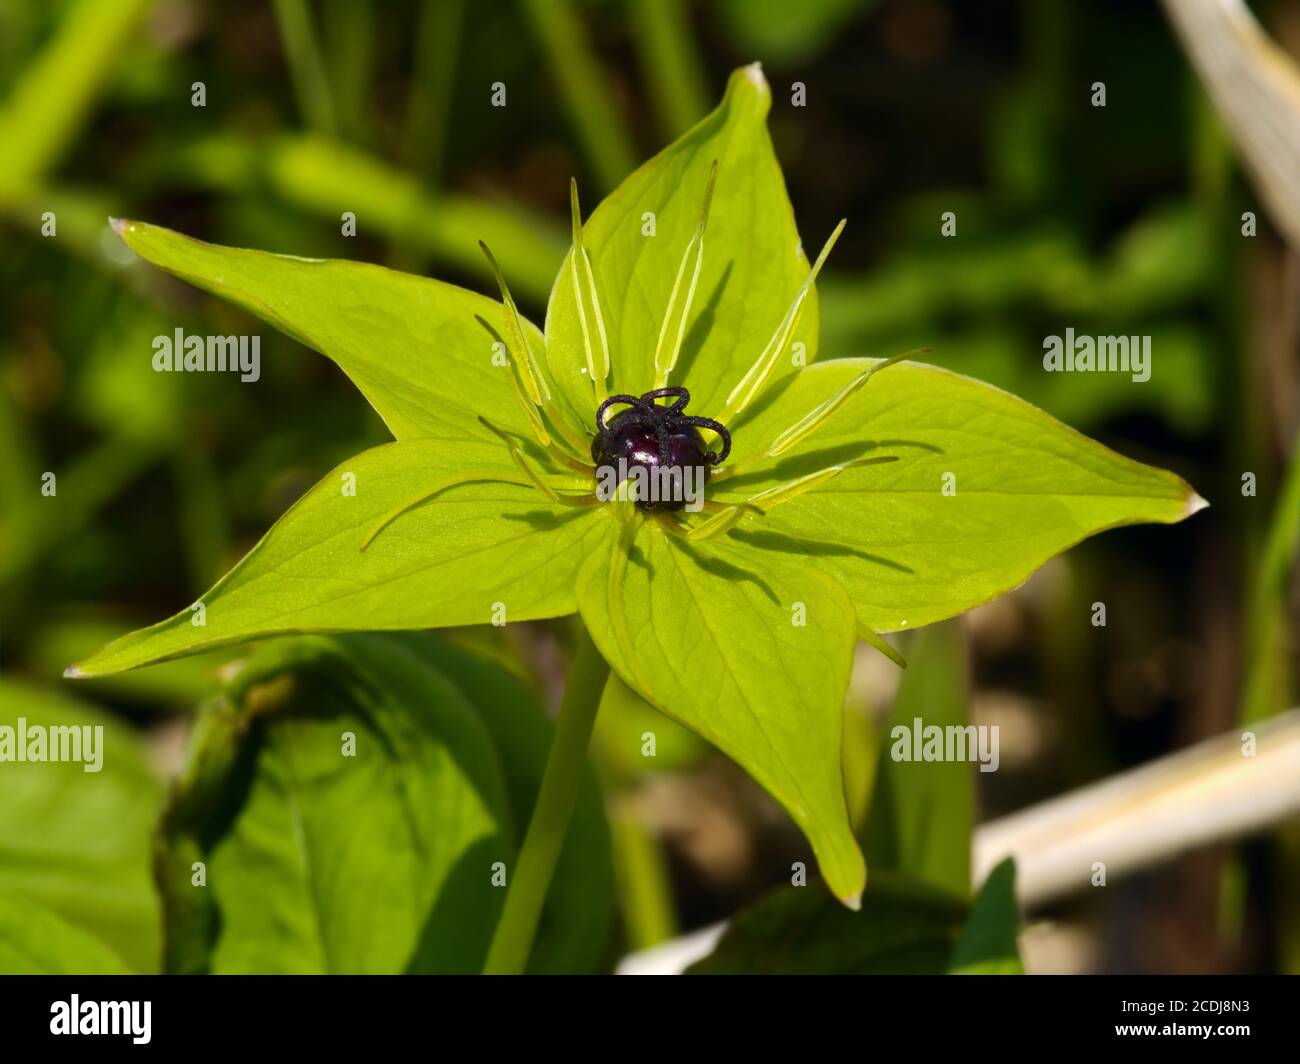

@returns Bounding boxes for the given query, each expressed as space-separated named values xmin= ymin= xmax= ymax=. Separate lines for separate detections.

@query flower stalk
xmin=483 ymin=623 xmax=610 ymax=974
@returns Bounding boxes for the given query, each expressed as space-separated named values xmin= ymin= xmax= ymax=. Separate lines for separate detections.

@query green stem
xmin=483 ymin=623 xmax=609 ymax=974
xmin=322 ymin=0 xmax=376 ymax=145
xmin=402 ymin=0 xmax=464 ymax=183
xmin=1240 ymin=433 xmax=1300 ymax=723
xmin=519 ymin=0 xmax=637 ymax=193
xmin=630 ymin=0 xmax=709 ymax=139
xmin=0 ymin=0 xmax=152 ymax=196
xmin=272 ymin=0 xmax=338 ymax=136
xmin=609 ymin=807 xmax=678 ymax=950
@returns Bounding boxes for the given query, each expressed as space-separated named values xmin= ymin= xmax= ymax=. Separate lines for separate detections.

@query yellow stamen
xmin=570 ymin=179 xmax=611 ymax=404
xmin=766 ymin=350 xmax=922 ymax=458
xmin=721 ymin=219 xmax=846 ymax=422
xmin=653 ymin=160 xmax=718 ymax=389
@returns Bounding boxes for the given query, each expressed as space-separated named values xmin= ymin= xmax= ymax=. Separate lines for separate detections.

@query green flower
xmin=71 ymin=66 xmax=1203 ymax=905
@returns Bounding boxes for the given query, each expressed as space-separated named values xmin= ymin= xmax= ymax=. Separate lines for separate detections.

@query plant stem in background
xmin=630 ymin=0 xmax=710 ymax=139
xmin=519 ymin=0 xmax=637 ymax=193
xmin=389 ymin=0 xmax=465 ymax=274
xmin=484 ymin=625 xmax=610 ymax=974
xmin=172 ymin=446 xmax=230 ymax=595
xmin=403 ymin=0 xmax=465 ymax=184
xmin=1241 ymin=433 xmax=1300 ymax=723
xmin=0 ymin=0 xmax=152 ymax=198
xmin=272 ymin=0 xmax=338 ymax=137
xmin=609 ymin=806 xmax=679 ymax=950
xmin=322 ymin=0 xmax=377 ymax=146
xmin=1189 ymin=78 xmax=1267 ymax=657
xmin=1190 ymin=67 xmax=1259 ymax=956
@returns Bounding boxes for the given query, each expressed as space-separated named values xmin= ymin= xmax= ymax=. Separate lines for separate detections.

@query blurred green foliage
xmin=155 ymin=633 xmax=611 ymax=974
xmin=0 ymin=678 xmax=162 ymax=972
xmin=0 ymin=0 xmax=1294 ymax=972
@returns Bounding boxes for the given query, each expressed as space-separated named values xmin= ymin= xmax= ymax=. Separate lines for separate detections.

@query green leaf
xmin=158 ymin=634 xmax=513 ymax=973
xmin=866 ymin=620 xmax=973 ymax=898
xmin=391 ymin=633 xmax=614 ymax=973
xmin=594 ymin=671 xmax=707 ymax=780
xmin=577 ymin=523 xmax=865 ymax=904
xmin=687 ymin=872 xmax=965 ymax=974
xmin=0 ymin=680 xmax=162 ymax=973
xmin=544 ymin=65 xmax=816 ymax=427
xmin=0 ymin=894 xmax=133 ymax=975
xmin=110 ymin=219 xmax=544 ymax=444
xmin=69 ymin=440 xmax=603 ymax=676
xmin=157 ymin=633 xmax=613 ymax=974
xmin=30 ymin=620 xmax=230 ymax=703
xmin=949 ymin=858 xmax=1023 ymax=974
xmin=718 ymin=358 xmax=1204 ymax=634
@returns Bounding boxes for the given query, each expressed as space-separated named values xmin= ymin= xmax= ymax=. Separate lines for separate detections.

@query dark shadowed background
xmin=1 ymin=0 xmax=1297 ymax=974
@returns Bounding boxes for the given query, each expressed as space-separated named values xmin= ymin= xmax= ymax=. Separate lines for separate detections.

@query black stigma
xmin=590 ymin=387 xmax=732 ymax=512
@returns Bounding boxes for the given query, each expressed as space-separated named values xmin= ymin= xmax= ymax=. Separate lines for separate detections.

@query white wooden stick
xmin=618 ymin=711 xmax=1300 ymax=973
xmin=1161 ymin=0 xmax=1300 ymax=251
xmin=974 ymin=708 xmax=1300 ymax=906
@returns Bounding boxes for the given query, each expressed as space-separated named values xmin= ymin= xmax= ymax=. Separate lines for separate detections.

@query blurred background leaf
xmin=867 ymin=619 xmax=972 ymax=900
xmin=0 ymin=0 xmax=1295 ymax=974
xmin=0 ymin=679 xmax=162 ymax=973
xmin=687 ymin=871 xmax=965 ymax=974
xmin=0 ymin=893 xmax=136 ymax=974
xmin=155 ymin=632 xmax=611 ymax=974
xmin=948 ymin=857 xmax=1023 ymax=974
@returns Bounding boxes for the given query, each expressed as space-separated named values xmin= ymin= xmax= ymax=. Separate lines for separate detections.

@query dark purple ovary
xmin=589 ymin=387 xmax=731 ymax=512
xmin=591 ymin=410 xmax=711 ymax=512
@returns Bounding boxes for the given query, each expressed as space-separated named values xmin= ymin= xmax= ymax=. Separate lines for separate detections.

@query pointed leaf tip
xmin=108 ymin=217 xmax=131 ymax=237
xmin=841 ymin=889 xmax=863 ymax=912
xmin=63 ymin=664 xmax=85 ymax=679
xmin=726 ymin=63 xmax=771 ymax=113
xmin=1187 ymin=492 xmax=1210 ymax=516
